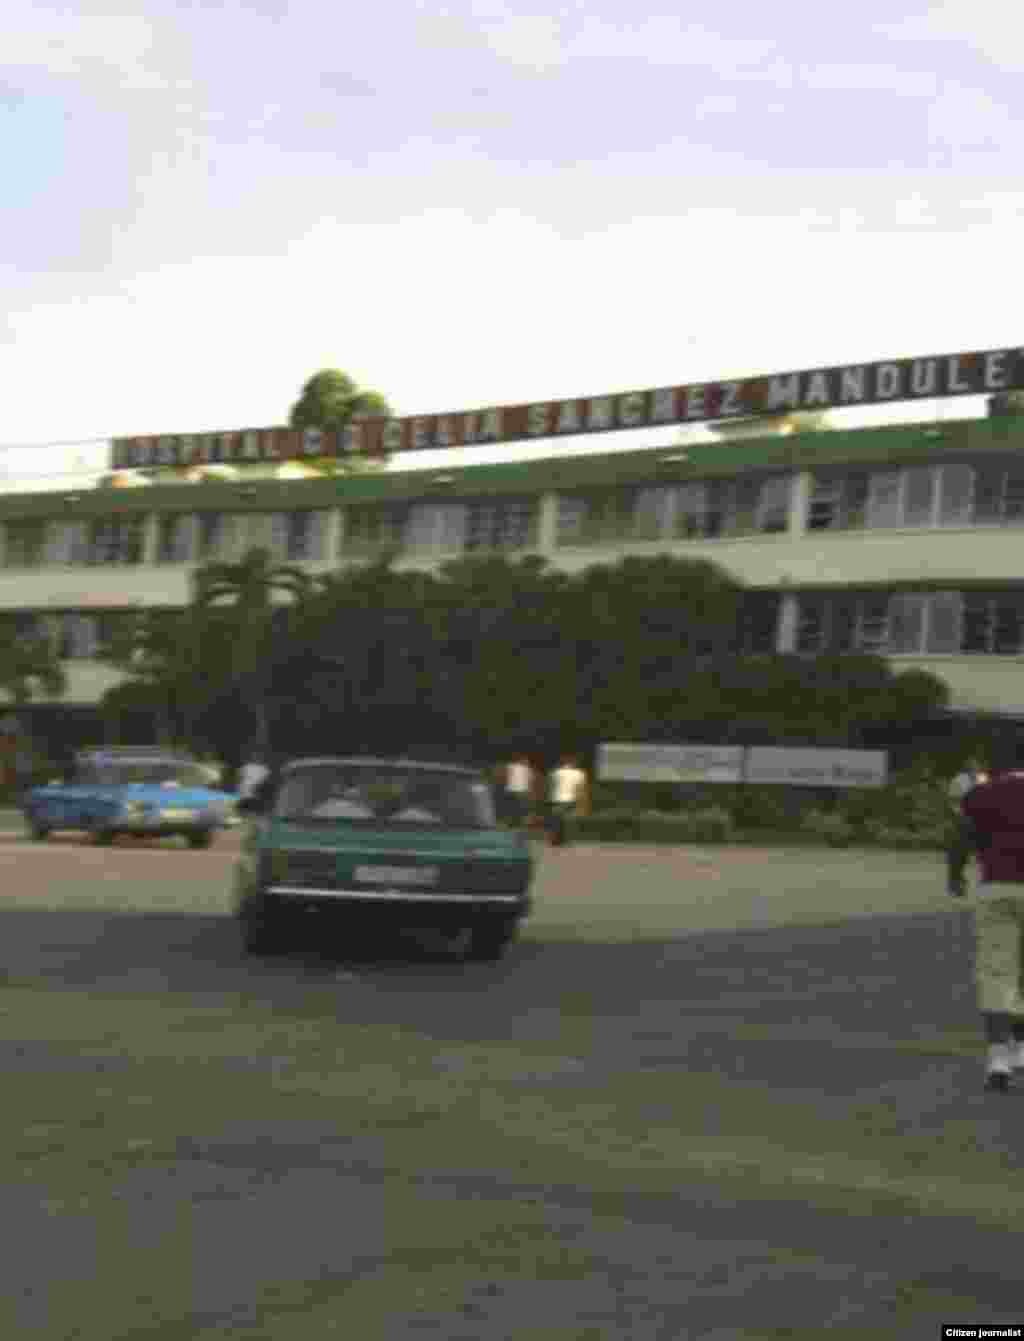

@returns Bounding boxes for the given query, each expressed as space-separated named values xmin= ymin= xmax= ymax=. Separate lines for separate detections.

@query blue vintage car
xmin=23 ymin=748 xmax=239 ymax=848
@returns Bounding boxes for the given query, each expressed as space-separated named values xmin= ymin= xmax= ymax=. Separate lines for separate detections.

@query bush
xmin=801 ymin=808 xmax=854 ymax=847
xmin=839 ymin=764 xmax=952 ymax=843
xmin=860 ymin=818 xmax=948 ymax=850
xmin=574 ymin=806 xmax=736 ymax=844
xmin=686 ymin=805 xmax=735 ymax=842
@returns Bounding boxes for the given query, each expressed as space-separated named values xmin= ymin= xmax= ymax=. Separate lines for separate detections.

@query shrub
xmin=801 ymin=808 xmax=854 ymax=847
xmin=860 ymin=818 xmax=947 ymax=850
xmin=574 ymin=806 xmax=736 ymax=844
xmin=685 ymin=805 xmax=735 ymax=842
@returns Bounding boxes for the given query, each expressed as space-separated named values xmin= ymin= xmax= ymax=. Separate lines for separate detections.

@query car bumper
xmin=265 ymin=884 xmax=530 ymax=917
xmin=116 ymin=814 xmax=219 ymax=831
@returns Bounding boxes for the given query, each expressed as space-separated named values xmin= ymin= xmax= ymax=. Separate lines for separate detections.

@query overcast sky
xmin=1 ymin=1 xmax=1020 ymax=486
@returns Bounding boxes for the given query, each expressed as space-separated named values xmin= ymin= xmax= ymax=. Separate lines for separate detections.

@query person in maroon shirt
xmin=960 ymin=760 xmax=1024 ymax=1092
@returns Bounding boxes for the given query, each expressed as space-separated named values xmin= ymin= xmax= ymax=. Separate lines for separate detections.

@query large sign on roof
xmin=111 ymin=345 xmax=1023 ymax=470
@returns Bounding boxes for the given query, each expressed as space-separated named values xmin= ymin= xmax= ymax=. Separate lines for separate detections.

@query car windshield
xmin=81 ymin=761 xmax=211 ymax=787
xmin=273 ymin=764 xmax=497 ymax=829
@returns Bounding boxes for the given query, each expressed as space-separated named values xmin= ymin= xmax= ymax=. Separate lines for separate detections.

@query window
xmin=404 ymin=502 xmax=468 ymax=551
xmin=62 ymin=614 xmax=100 ymax=659
xmin=630 ymin=487 xmax=671 ymax=541
xmin=555 ymin=494 xmax=591 ymax=545
xmin=197 ymin=512 xmax=235 ymax=561
xmin=887 ymin=593 xmax=926 ymax=654
xmin=554 ymin=488 xmax=645 ymax=546
xmin=756 ymin=476 xmax=791 ymax=533
xmin=465 ymin=498 xmax=537 ymax=551
xmin=866 ymin=471 xmax=903 ymax=528
xmin=855 ymin=596 xmax=889 ymax=651
xmin=3 ymin=521 xmax=46 ymax=568
xmin=1003 ymin=468 xmax=1024 ymax=521
xmin=902 ymin=468 xmax=936 ymax=527
xmin=972 ymin=465 xmax=1004 ymax=524
xmin=673 ymin=483 xmax=707 ymax=539
xmin=157 ymin=515 xmax=196 ymax=563
xmin=925 ymin=592 xmax=962 ymax=653
xmin=792 ymin=589 xmax=1024 ymax=657
xmin=278 ymin=510 xmax=327 ymax=560
xmin=795 ymin=595 xmax=829 ymax=654
xmin=961 ymin=592 xmax=1024 ymax=655
xmin=343 ymin=504 xmax=409 ymax=556
xmin=938 ymin=465 xmax=973 ymax=525
xmin=44 ymin=521 xmax=90 ymax=565
xmin=88 ymin=518 xmax=144 ymax=565
xmin=807 ymin=477 xmax=843 ymax=531
xmin=272 ymin=762 xmax=497 ymax=829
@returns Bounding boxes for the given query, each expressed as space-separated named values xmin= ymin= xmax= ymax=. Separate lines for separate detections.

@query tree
xmin=193 ymin=548 xmax=314 ymax=758
xmin=288 ymin=369 xmax=394 ymax=477
xmin=0 ymin=624 xmax=67 ymax=706
xmin=100 ymin=607 xmax=237 ymax=749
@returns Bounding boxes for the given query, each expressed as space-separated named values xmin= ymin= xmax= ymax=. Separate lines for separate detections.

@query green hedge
xmin=574 ymin=806 xmax=735 ymax=844
xmin=583 ymin=765 xmax=957 ymax=849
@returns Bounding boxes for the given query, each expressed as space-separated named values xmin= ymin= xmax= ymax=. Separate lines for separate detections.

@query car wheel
xmin=27 ymin=820 xmax=51 ymax=841
xmin=464 ymin=918 xmax=518 ymax=962
xmin=186 ymin=829 xmax=214 ymax=850
xmin=91 ymin=823 xmax=116 ymax=846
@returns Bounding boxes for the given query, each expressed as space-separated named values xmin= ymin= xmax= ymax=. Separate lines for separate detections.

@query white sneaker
xmin=986 ymin=1045 xmax=1013 ymax=1092
xmin=987 ymin=1043 xmax=1012 ymax=1074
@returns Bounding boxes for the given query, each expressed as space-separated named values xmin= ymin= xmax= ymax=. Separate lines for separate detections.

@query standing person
xmin=961 ymin=759 xmax=1024 ymax=1092
xmin=503 ymin=755 xmax=534 ymax=828
xmin=547 ymin=755 xmax=588 ymax=847
xmin=237 ymin=752 xmax=270 ymax=801
xmin=947 ymin=755 xmax=989 ymax=897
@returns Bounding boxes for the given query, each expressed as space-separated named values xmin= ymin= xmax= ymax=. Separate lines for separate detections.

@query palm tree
xmin=192 ymin=547 xmax=313 ymax=758
xmin=0 ymin=623 xmax=67 ymax=706
xmin=100 ymin=608 xmax=225 ymax=748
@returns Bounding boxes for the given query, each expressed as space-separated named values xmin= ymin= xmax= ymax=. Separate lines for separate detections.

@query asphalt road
xmin=1 ymin=831 xmax=1022 ymax=1339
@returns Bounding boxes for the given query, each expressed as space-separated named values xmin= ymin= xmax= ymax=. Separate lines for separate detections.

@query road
xmin=0 ymin=830 xmax=1021 ymax=1339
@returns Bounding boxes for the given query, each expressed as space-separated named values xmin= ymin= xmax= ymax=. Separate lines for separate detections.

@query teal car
xmin=24 ymin=748 xmax=238 ymax=848
xmin=234 ymin=757 xmax=534 ymax=961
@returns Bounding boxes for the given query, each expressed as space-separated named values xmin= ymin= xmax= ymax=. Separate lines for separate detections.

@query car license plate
xmin=354 ymin=865 xmax=439 ymax=886
xmin=161 ymin=809 xmax=195 ymax=821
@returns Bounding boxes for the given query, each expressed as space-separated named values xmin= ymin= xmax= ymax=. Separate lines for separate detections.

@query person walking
xmin=237 ymin=752 xmax=270 ymax=801
xmin=961 ymin=760 xmax=1024 ymax=1092
xmin=547 ymin=755 xmax=588 ymax=847
xmin=503 ymin=755 xmax=535 ymax=828
xmin=947 ymin=755 xmax=988 ymax=897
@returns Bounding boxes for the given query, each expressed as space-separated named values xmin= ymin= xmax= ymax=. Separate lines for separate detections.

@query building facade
xmin=2 ymin=412 xmax=1024 ymax=731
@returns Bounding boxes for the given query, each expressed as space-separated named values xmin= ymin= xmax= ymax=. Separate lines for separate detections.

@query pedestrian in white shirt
xmin=237 ymin=754 xmax=270 ymax=801
xmin=503 ymin=756 xmax=535 ymax=828
xmin=547 ymin=755 xmax=588 ymax=847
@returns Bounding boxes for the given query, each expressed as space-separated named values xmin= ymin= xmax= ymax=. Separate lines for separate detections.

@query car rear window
xmin=273 ymin=764 xmax=496 ymax=829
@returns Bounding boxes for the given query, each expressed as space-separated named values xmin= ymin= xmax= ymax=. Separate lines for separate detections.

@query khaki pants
xmin=974 ymin=887 xmax=1024 ymax=1016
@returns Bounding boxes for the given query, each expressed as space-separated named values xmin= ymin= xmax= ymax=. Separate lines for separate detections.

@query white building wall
xmin=5 ymin=479 xmax=1024 ymax=712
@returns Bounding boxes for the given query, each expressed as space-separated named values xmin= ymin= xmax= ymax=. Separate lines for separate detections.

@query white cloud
xmin=798 ymin=63 xmax=938 ymax=96
xmin=877 ymin=4 xmax=1024 ymax=70
xmin=926 ymin=81 xmax=1018 ymax=150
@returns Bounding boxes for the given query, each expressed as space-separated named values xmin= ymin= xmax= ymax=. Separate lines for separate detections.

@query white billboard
xmin=597 ymin=743 xmax=744 ymax=784
xmin=744 ymin=747 xmax=887 ymax=788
